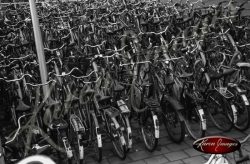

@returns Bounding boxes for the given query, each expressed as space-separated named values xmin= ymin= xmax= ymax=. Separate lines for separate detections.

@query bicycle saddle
xmin=49 ymin=118 xmax=68 ymax=130
xmin=236 ymin=62 xmax=250 ymax=68
xmin=16 ymin=99 xmax=30 ymax=111
xmin=165 ymin=77 xmax=175 ymax=86
xmin=96 ymin=95 xmax=111 ymax=102
xmin=179 ymin=72 xmax=193 ymax=79
xmin=113 ymin=81 xmax=125 ymax=92
xmin=210 ymin=68 xmax=236 ymax=80
xmin=141 ymin=82 xmax=152 ymax=87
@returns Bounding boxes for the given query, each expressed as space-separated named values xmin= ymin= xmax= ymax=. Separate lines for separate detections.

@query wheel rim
xmin=141 ymin=117 xmax=156 ymax=150
xmin=184 ymin=108 xmax=204 ymax=139
xmin=111 ymin=126 xmax=125 ymax=158
xmin=206 ymin=92 xmax=233 ymax=131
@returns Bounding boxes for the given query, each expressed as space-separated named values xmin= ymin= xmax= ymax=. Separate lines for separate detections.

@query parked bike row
xmin=0 ymin=0 xmax=250 ymax=163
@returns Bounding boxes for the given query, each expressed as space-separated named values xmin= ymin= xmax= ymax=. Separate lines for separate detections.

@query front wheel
xmin=140 ymin=110 xmax=159 ymax=152
xmin=162 ymin=102 xmax=185 ymax=143
xmin=107 ymin=114 xmax=126 ymax=160
xmin=117 ymin=114 xmax=132 ymax=153
xmin=183 ymin=107 xmax=206 ymax=140
xmin=229 ymin=88 xmax=250 ymax=131
xmin=205 ymin=90 xmax=234 ymax=132
xmin=91 ymin=113 xmax=102 ymax=162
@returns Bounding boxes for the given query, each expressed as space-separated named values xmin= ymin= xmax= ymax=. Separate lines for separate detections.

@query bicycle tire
xmin=230 ymin=90 xmax=250 ymax=131
xmin=107 ymin=113 xmax=126 ymax=160
xmin=117 ymin=114 xmax=132 ymax=153
xmin=183 ymin=106 xmax=206 ymax=140
xmin=162 ymin=101 xmax=185 ymax=143
xmin=69 ymin=115 xmax=84 ymax=164
xmin=90 ymin=113 xmax=102 ymax=162
xmin=56 ymin=131 xmax=74 ymax=164
xmin=140 ymin=110 xmax=159 ymax=152
xmin=205 ymin=90 xmax=234 ymax=132
xmin=193 ymin=59 xmax=208 ymax=91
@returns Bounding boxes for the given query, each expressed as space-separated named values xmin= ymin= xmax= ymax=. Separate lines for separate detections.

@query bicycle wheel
xmin=140 ymin=110 xmax=159 ymax=152
xmin=69 ymin=114 xmax=84 ymax=164
xmin=107 ymin=113 xmax=126 ymax=160
xmin=56 ymin=130 xmax=74 ymax=164
xmin=205 ymin=90 xmax=234 ymax=132
xmin=90 ymin=113 xmax=102 ymax=162
xmin=230 ymin=89 xmax=250 ymax=131
xmin=117 ymin=114 xmax=132 ymax=152
xmin=183 ymin=106 xmax=206 ymax=140
xmin=162 ymin=101 xmax=185 ymax=143
xmin=193 ymin=59 xmax=208 ymax=92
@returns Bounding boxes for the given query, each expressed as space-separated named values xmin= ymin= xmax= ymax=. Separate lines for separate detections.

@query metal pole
xmin=29 ymin=0 xmax=49 ymax=96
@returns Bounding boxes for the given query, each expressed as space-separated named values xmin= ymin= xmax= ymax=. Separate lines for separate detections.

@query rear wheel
xmin=205 ymin=90 xmax=234 ymax=132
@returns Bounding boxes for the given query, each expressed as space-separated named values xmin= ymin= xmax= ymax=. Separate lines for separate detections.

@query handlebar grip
xmin=236 ymin=155 xmax=250 ymax=164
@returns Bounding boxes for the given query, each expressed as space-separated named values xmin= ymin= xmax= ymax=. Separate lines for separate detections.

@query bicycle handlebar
xmin=26 ymin=79 xmax=56 ymax=87
xmin=0 ymin=74 xmax=32 ymax=83
xmin=119 ymin=57 xmax=183 ymax=66
xmin=83 ymin=41 xmax=106 ymax=48
xmin=44 ymin=44 xmax=66 ymax=53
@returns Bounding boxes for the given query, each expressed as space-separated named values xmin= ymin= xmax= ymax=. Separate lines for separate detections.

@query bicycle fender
xmin=70 ymin=114 xmax=85 ymax=132
xmin=104 ymin=107 xmax=121 ymax=118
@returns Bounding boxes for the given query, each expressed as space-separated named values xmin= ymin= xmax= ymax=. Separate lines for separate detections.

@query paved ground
xmin=83 ymin=0 xmax=250 ymax=164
